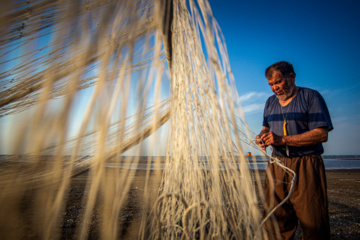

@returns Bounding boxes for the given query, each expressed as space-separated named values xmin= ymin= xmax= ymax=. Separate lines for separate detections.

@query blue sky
xmin=1 ymin=0 xmax=359 ymax=156
xmin=208 ymin=0 xmax=360 ymax=155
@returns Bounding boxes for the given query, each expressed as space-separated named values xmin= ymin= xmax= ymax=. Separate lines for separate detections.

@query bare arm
xmin=260 ymin=127 xmax=329 ymax=147
xmin=258 ymin=126 xmax=270 ymax=137
xmin=283 ymin=127 xmax=328 ymax=146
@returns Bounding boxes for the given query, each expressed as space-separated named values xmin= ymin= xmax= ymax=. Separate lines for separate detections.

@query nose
xmin=272 ymin=85 xmax=279 ymax=91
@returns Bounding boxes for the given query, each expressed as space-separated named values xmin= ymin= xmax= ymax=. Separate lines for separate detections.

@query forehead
xmin=268 ymin=70 xmax=283 ymax=80
xmin=267 ymin=71 xmax=285 ymax=85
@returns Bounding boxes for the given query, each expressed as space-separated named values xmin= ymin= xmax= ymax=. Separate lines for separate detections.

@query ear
xmin=288 ymin=73 xmax=295 ymax=82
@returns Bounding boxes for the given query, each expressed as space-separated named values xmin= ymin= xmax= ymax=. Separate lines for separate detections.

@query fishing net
xmin=0 ymin=0 xmax=294 ymax=239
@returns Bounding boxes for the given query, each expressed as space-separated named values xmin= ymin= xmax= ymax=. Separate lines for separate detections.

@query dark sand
xmin=322 ymin=170 xmax=360 ymax=239
xmin=1 ymin=165 xmax=357 ymax=239
xmin=57 ymin=169 xmax=360 ymax=239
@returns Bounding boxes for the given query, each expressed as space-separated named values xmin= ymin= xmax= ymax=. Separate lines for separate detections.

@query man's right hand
xmin=256 ymin=126 xmax=270 ymax=152
xmin=256 ymin=135 xmax=266 ymax=152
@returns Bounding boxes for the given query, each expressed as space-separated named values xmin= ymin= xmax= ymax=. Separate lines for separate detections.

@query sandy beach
xmin=323 ymin=170 xmax=360 ymax=239
xmin=0 ymin=164 xmax=358 ymax=239
xmin=56 ymin=168 xmax=360 ymax=240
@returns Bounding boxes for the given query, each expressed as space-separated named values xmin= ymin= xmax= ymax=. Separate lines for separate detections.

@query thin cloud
xmin=242 ymin=103 xmax=264 ymax=114
xmin=237 ymin=92 xmax=267 ymax=115
xmin=239 ymin=92 xmax=267 ymax=102
xmin=320 ymin=83 xmax=360 ymax=96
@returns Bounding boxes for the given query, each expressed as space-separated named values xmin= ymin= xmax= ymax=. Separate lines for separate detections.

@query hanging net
xmin=0 ymin=0 xmax=295 ymax=239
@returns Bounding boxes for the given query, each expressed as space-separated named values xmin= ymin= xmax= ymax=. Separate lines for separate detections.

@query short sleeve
xmin=262 ymin=98 xmax=270 ymax=128
xmin=308 ymin=90 xmax=333 ymax=131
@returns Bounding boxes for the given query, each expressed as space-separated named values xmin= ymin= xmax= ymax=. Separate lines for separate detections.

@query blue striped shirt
xmin=263 ymin=87 xmax=333 ymax=157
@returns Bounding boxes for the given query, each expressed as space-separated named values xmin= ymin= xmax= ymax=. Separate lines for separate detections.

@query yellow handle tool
xmin=283 ymin=121 xmax=288 ymax=136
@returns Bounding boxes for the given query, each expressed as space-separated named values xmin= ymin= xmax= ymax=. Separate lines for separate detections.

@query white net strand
xmin=149 ymin=1 xmax=266 ymax=239
xmin=0 ymin=0 xmax=298 ymax=239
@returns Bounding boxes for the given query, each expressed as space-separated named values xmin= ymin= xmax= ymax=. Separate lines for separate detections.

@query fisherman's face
xmin=267 ymin=70 xmax=295 ymax=101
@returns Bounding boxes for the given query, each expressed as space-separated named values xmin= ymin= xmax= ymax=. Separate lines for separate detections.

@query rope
xmin=248 ymin=138 xmax=296 ymax=228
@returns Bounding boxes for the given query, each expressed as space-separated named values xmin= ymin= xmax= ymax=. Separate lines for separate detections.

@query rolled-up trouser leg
xmin=264 ymin=155 xmax=330 ymax=240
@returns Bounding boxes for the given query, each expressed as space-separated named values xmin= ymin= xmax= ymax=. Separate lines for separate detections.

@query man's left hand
xmin=260 ymin=131 xmax=285 ymax=147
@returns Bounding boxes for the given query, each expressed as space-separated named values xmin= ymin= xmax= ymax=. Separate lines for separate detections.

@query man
xmin=256 ymin=61 xmax=333 ymax=240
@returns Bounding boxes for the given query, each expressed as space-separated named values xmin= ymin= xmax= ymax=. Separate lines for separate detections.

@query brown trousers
xmin=264 ymin=155 xmax=330 ymax=240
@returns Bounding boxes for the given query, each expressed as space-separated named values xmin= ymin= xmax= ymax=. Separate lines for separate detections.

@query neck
xmin=279 ymin=86 xmax=299 ymax=106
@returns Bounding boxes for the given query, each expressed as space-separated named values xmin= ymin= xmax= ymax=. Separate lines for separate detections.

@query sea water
xmin=1 ymin=155 xmax=359 ymax=170
xmin=105 ymin=156 xmax=360 ymax=170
